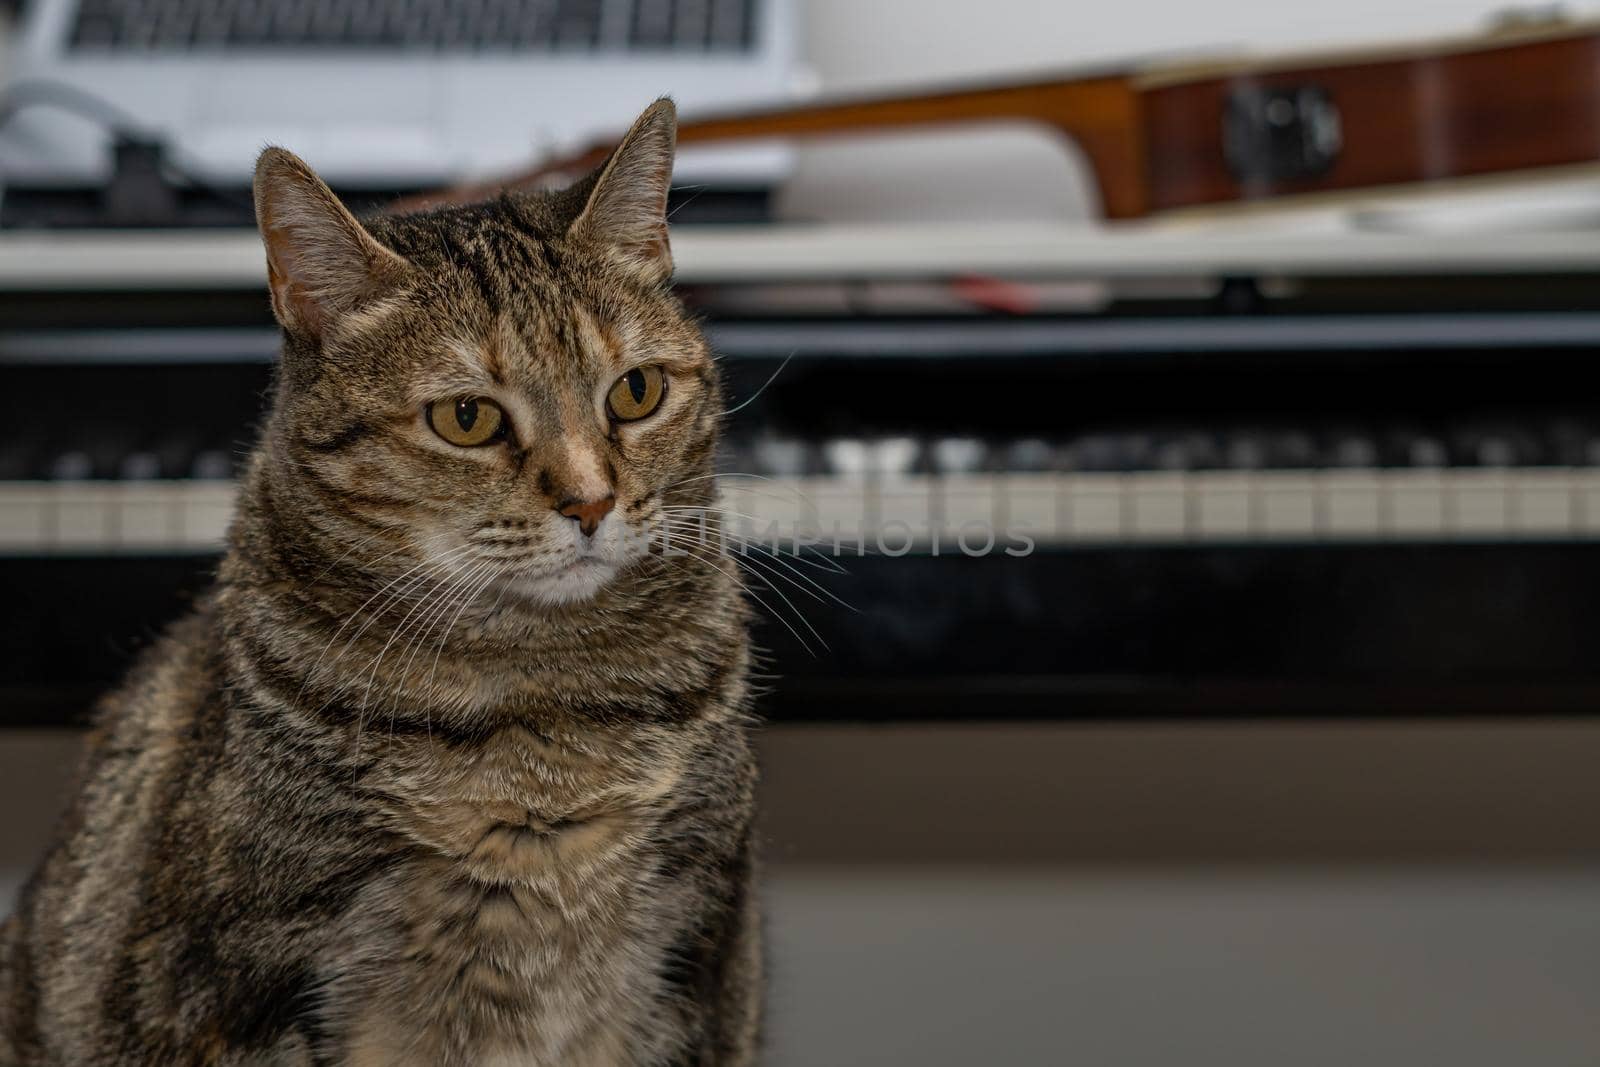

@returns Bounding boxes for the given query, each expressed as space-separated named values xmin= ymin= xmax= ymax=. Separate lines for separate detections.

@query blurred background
xmin=5 ymin=0 xmax=1600 ymax=1062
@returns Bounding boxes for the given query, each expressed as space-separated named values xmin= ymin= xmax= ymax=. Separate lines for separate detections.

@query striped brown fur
xmin=0 ymin=99 xmax=762 ymax=1066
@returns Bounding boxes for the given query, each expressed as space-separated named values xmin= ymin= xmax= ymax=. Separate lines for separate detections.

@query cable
xmin=0 ymin=76 xmax=256 ymax=220
xmin=0 ymin=77 xmax=154 ymax=136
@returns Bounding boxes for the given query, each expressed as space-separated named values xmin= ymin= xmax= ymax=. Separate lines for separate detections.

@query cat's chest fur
xmin=335 ymin=722 xmax=692 ymax=1066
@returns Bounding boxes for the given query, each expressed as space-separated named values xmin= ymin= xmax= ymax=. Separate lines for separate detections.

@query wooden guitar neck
xmin=394 ymin=72 xmax=1150 ymax=219
xmin=397 ymin=20 xmax=1600 ymax=223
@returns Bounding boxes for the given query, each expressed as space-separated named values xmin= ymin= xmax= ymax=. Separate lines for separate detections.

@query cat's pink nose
xmin=558 ymin=495 xmax=615 ymax=538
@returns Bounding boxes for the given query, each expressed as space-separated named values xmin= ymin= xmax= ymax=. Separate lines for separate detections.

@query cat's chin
xmin=499 ymin=558 xmax=621 ymax=607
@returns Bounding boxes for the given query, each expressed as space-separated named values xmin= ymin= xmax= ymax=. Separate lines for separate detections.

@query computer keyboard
xmin=68 ymin=0 xmax=758 ymax=52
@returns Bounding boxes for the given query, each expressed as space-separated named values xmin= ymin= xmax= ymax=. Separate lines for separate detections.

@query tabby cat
xmin=0 ymin=99 xmax=762 ymax=1066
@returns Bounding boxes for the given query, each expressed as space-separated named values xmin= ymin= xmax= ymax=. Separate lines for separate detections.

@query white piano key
xmin=938 ymin=473 xmax=997 ymax=542
xmin=1063 ymin=474 xmax=1123 ymax=540
xmin=713 ymin=482 xmax=781 ymax=548
xmin=1384 ymin=472 xmax=1447 ymax=536
xmin=736 ymin=476 xmax=813 ymax=548
xmin=815 ymin=439 xmax=871 ymax=545
xmin=0 ymin=485 xmax=50 ymax=551
xmin=1127 ymin=472 xmax=1187 ymax=540
xmin=878 ymin=474 xmax=936 ymax=549
xmin=1511 ymin=470 xmax=1575 ymax=537
xmin=180 ymin=481 xmax=237 ymax=549
xmin=54 ymin=484 xmax=116 ymax=549
xmin=1257 ymin=472 xmax=1317 ymax=538
xmin=1193 ymin=472 xmax=1253 ymax=538
xmin=714 ymin=482 xmax=753 ymax=540
xmin=801 ymin=475 xmax=868 ymax=550
xmin=867 ymin=438 xmax=920 ymax=477
xmin=118 ymin=482 xmax=180 ymax=549
xmin=1448 ymin=470 xmax=1510 ymax=538
xmin=751 ymin=438 xmax=807 ymax=478
xmin=1574 ymin=470 xmax=1600 ymax=535
xmin=822 ymin=439 xmax=869 ymax=479
xmin=1320 ymin=472 xmax=1383 ymax=538
xmin=1003 ymin=473 xmax=1061 ymax=543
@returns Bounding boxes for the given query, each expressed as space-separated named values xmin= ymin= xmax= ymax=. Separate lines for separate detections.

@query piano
xmin=6 ymin=224 xmax=1600 ymax=723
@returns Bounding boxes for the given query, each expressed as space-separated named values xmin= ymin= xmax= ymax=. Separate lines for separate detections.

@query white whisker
xmin=719 ymin=349 xmax=796 ymax=418
xmin=653 ymin=515 xmax=854 ymax=611
xmin=656 ymin=525 xmax=826 ymax=653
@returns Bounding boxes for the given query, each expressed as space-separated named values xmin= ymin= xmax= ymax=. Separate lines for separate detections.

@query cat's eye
xmin=607 ymin=365 xmax=665 ymax=422
xmin=428 ymin=396 xmax=505 ymax=447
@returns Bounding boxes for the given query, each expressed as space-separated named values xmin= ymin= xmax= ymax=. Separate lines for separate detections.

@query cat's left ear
xmin=253 ymin=147 xmax=412 ymax=342
xmin=569 ymin=98 xmax=677 ymax=282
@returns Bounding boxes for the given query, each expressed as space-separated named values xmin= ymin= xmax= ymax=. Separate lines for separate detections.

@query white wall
xmin=800 ymin=0 xmax=1572 ymax=92
xmin=780 ymin=0 xmax=1600 ymax=222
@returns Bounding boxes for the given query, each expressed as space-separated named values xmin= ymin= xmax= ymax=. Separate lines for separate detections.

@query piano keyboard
xmin=0 ymin=481 xmax=238 ymax=554
xmin=9 ymin=467 xmax=1600 ymax=555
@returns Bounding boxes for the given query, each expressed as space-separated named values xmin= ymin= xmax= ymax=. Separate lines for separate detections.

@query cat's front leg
xmin=708 ymin=874 xmax=763 ymax=1067
xmin=671 ymin=827 xmax=763 ymax=1067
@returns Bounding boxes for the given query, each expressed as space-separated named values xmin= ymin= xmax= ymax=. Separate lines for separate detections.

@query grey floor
xmin=5 ymin=723 xmax=1600 ymax=1065
xmin=764 ymin=866 xmax=1600 ymax=1066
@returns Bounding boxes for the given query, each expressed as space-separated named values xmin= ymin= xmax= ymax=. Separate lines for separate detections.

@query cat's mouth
xmin=457 ymin=515 xmax=655 ymax=607
xmin=493 ymin=554 xmax=622 ymax=607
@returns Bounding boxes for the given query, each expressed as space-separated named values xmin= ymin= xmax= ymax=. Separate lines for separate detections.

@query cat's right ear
xmin=253 ymin=148 xmax=411 ymax=342
xmin=568 ymin=98 xmax=678 ymax=282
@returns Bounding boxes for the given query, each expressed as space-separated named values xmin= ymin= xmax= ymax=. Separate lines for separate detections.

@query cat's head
xmin=250 ymin=99 xmax=721 ymax=608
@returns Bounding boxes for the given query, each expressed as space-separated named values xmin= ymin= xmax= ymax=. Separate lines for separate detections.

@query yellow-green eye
xmin=608 ymin=366 xmax=665 ymax=422
xmin=428 ymin=396 xmax=505 ymax=447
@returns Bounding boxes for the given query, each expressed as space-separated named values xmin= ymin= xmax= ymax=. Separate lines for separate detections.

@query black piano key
xmin=48 ymin=451 xmax=95 ymax=481
xmin=119 ymin=452 xmax=163 ymax=481
xmin=191 ymin=450 xmax=234 ymax=480
xmin=868 ymin=437 xmax=921 ymax=477
xmin=155 ymin=439 xmax=199 ymax=480
xmin=1409 ymin=437 xmax=1449 ymax=468
xmin=1148 ymin=440 xmax=1185 ymax=471
xmin=1451 ymin=425 xmax=1541 ymax=468
xmin=1480 ymin=437 xmax=1517 ymax=467
xmin=1381 ymin=429 xmax=1448 ymax=469
xmin=1001 ymin=438 xmax=1058 ymax=473
xmin=1545 ymin=420 xmax=1592 ymax=467
xmin=1325 ymin=431 xmax=1379 ymax=469
xmin=718 ymin=439 xmax=754 ymax=476
xmin=751 ymin=437 xmax=808 ymax=478
xmin=1263 ymin=430 xmax=1318 ymax=469
xmin=1066 ymin=433 xmax=1151 ymax=472
xmin=1223 ymin=432 xmax=1268 ymax=471
xmin=821 ymin=439 xmax=869 ymax=479
xmin=929 ymin=437 xmax=985 ymax=475
xmin=0 ymin=445 xmax=33 ymax=481
xmin=1157 ymin=432 xmax=1222 ymax=471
